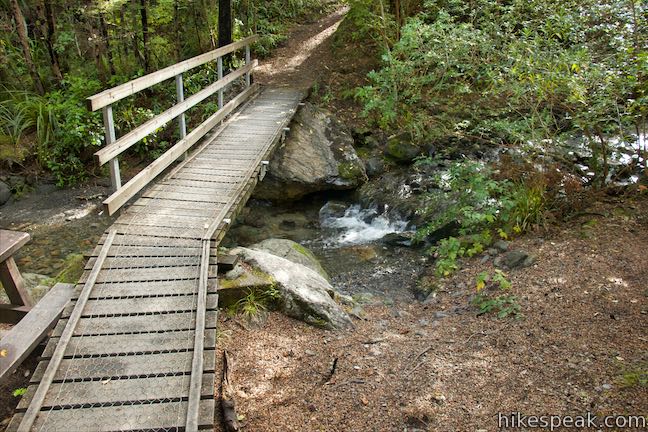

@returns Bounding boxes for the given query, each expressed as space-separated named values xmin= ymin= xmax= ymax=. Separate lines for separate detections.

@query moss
xmin=338 ymin=161 xmax=363 ymax=180
xmin=291 ymin=243 xmax=329 ymax=280
xmin=55 ymin=253 xmax=85 ymax=283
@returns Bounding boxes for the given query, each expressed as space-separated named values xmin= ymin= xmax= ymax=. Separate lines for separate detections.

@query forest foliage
xmin=352 ymin=0 xmax=647 ymax=186
xmin=0 ymin=0 xmax=329 ymax=185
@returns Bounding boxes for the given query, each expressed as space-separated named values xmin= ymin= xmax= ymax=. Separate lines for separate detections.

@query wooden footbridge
xmin=8 ymin=36 xmax=303 ymax=431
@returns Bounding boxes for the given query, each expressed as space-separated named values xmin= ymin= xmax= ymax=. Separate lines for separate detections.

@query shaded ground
xmin=217 ymin=195 xmax=648 ymax=431
xmin=255 ymin=6 xmax=348 ymax=90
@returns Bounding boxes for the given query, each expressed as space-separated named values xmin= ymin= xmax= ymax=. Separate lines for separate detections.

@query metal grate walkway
xmin=9 ymin=87 xmax=303 ymax=431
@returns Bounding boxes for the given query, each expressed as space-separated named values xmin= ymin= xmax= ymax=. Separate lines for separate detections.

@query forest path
xmin=255 ymin=6 xmax=349 ymax=90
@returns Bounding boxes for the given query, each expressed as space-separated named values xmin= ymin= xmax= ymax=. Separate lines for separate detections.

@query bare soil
xmin=216 ymin=196 xmax=648 ymax=431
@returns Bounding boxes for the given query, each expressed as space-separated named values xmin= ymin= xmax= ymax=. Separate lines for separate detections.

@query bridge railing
xmin=87 ymin=35 xmax=260 ymax=216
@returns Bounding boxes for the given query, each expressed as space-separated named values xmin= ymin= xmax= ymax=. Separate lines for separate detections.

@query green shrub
xmin=356 ymin=0 xmax=647 ymax=181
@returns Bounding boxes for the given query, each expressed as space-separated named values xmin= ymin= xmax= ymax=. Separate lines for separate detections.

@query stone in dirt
xmin=253 ymin=102 xmax=367 ymax=201
xmin=494 ymin=249 xmax=535 ymax=269
xmin=231 ymin=247 xmax=353 ymax=330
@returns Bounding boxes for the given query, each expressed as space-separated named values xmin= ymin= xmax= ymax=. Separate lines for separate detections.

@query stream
xmin=1 ymin=185 xmax=424 ymax=305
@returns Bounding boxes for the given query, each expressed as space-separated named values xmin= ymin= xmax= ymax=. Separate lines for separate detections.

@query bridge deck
xmin=10 ymin=86 xmax=303 ymax=431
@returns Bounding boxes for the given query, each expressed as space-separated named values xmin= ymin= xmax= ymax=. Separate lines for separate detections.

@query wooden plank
xmin=186 ymin=239 xmax=212 ymax=431
xmin=145 ymin=184 xmax=236 ymax=198
xmin=102 ymin=83 xmax=259 ymax=215
xmin=78 ymin=265 xmax=211 ymax=284
xmin=171 ymin=172 xmax=246 ymax=183
xmin=114 ymin=213 xmax=212 ymax=230
xmin=61 ymin=293 xmax=219 ymax=317
xmin=0 ymin=283 xmax=73 ymax=379
xmin=32 ymin=350 xmax=216 ymax=382
xmin=16 ymin=231 xmax=116 ymax=432
xmin=95 ymin=61 xmax=257 ymax=165
xmin=111 ymin=224 xmax=205 ymax=239
xmin=42 ymin=329 xmax=216 ymax=357
xmin=0 ymin=230 xmax=30 ymax=262
xmin=217 ymin=254 xmax=239 ymax=272
xmin=87 ymin=34 xmax=258 ymax=111
xmin=122 ymin=204 xmax=219 ymax=219
xmin=160 ymin=179 xmax=242 ymax=189
xmin=76 ymin=280 xmax=217 ymax=299
xmin=98 ymin=232 xmax=210 ymax=248
xmin=125 ymin=203 xmax=221 ymax=219
xmin=9 ymin=399 xmax=215 ymax=431
xmin=180 ymin=167 xmax=249 ymax=175
xmin=89 ymin=244 xmax=204 ymax=258
xmin=140 ymin=191 xmax=230 ymax=204
xmin=85 ymin=255 xmax=213 ymax=270
xmin=18 ymin=374 xmax=214 ymax=410
xmin=52 ymin=310 xmax=218 ymax=337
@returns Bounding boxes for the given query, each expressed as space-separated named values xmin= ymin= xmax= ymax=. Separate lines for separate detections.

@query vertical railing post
xmin=175 ymin=73 xmax=188 ymax=159
xmin=217 ymin=57 xmax=224 ymax=109
xmin=175 ymin=74 xmax=187 ymax=139
xmin=245 ymin=44 xmax=251 ymax=87
xmin=102 ymin=105 xmax=121 ymax=192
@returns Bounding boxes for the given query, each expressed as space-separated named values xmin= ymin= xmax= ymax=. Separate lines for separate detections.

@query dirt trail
xmin=255 ymin=7 xmax=348 ymax=90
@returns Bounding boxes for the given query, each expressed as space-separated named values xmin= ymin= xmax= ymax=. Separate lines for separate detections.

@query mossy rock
xmin=338 ymin=161 xmax=365 ymax=181
xmin=385 ymin=133 xmax=422 ymax=163
xmin=249 ymin=239 xmax=329 ymax=280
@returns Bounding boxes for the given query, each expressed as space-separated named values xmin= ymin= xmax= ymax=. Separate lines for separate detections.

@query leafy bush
xmin=356 ymin=0 xmax=647 ymax=182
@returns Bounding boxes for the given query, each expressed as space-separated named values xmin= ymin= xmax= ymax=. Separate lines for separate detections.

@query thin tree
xmin=140 ymin=0 xmax=150 ymax=73
xmin=10 ymin=0 xmax=45 ymax=94
xmin=37 ymin=0 xmax=63 ymax=82
xmin=218 ymin=0 xmax=232 ymax=67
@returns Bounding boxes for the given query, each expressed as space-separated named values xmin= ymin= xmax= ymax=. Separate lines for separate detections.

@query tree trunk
xmin=10 ymin=0 xmax=45 ymax=95
xmin=85 ymin=17 xmax=107 ymax=85
xmin=174 ymin=0 xmax=181 ymax=62
xmin=130 ymin=0 xmax=142 ymax=71
xmin=99 ymin=12 xmax=116 ymax=76
xmin=139 ymin=0 xmax=150 ymax=73
xmin=218 ymin=0 xmax=232 ymax=67
xmin=39 ymin=0 xmax=63 ymax=82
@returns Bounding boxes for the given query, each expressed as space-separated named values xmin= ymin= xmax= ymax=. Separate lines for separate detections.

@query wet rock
xmin=319 ymin=201 xmax=348 ymax=219
xmin=232 ymin=247 xmax=352 ymax=330
xmin=249 ymin=238 xmax=328 ymax=280
xmin=380 ymin=232 xmax=413 ymax=247
xmin=253 ymin=103 xmax=367 ymax=201
xmin=385 ymin=132 xmax=422 ymax=163
xmin=0 ymin=181 xmax=10 ymax=205
xmin=494 ymin=250 xmax=535 ymax=269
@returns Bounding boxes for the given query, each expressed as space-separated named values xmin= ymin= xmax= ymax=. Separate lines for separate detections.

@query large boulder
xmin=0 ymin=181 xmax=11 ymax=206
xmin=231 ymin=247 xmax=353 ymax=330
xmin=248 ymin=238 xmax=329 ymax=280
xmin=253 ymin=103 xmax=367 ymax=201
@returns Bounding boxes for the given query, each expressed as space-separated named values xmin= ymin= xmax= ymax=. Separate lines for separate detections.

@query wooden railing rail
xmin=87 ymin=35 xmax=259 ymax=215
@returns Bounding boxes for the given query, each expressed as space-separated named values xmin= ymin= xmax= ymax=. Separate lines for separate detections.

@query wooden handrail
xmin=86 ymin=35 xmax=259 ymax=111
xmin=90 ymin=35 xmax=259 ymax=215
xmin=102 ymin=83 xmax=259 ymax=216
xmin=94 ymin=60 xmax=257 ymax=166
